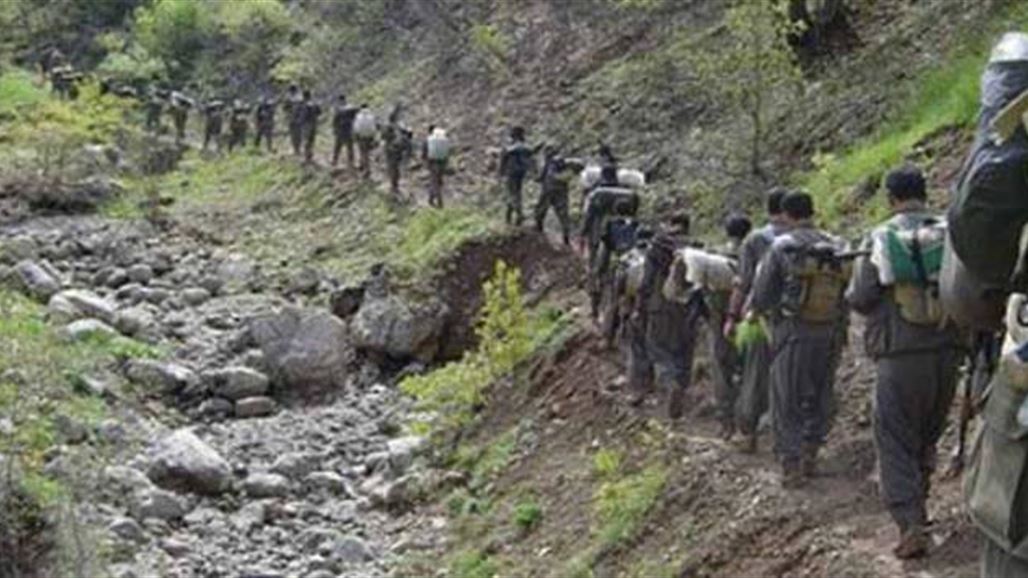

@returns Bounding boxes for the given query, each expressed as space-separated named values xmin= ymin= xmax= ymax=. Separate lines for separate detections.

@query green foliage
xmin=0 ymin=70 xmax=48 ymax=117
xmin=593 ymin=448 xmax=624 ymax=480
xmin=513 ymin=499 xmax=543 ymax=531
xmin=469 ymin=23 xmax=511 ymax=76
xmin=133 ymin=0 xmax=214 ymax=81
xmin=390 ymin=208 xmax=500 ymax=276
xmin=593 ymin=465 xmax=667 ymax=547
xmin=449 ymin=549 xmax=499 ymax=578
xmin=733 ymin=316 xmax=769 ymax=351
xmin=96 ymin=43 xmax=165 ymax=85
xmin=401 ymin=262 xmax=549 ymax=429
xmin=801 ymin=3 xmax=1028 ymax=226
xmin=691 ymin=0 xmax=803 ymax=175
xmin=454 ymin=429 xmax=518 ymax=490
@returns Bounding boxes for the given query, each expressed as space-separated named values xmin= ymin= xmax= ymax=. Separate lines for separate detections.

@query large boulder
xmin=146 ymin=429 xmax=232 ymax=495
xmin=248 ymin=307 xmax=354 ymax=397
xmin=58 ymin=289 xmax=117 ymax=324
xmin=208 ymin=367 xmax=270 ymax=401
xmin=60 ymin=319 xmax=117 ymax=342
xmin=12 ymin=260 xmax=60 ymax=302
xmin=351 ymin=296 xmax=448 ymax=363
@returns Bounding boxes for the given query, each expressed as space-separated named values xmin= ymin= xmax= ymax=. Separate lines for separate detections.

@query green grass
xmin=594 ymin=465 xmax=667 ymax=547
xmin=449 ymin=548 xmax=500 ymax=578
xmin=801 ymin=4 xmax=1028 ymax=226
xmin=455 ymin=429 xmax=518 ymax=490
xmin=0 ymin=70 xmax=48 ymax=118
xmin=593 ymin=448 xmax=624 ymax=480
xmin=513 ymin=498 xmax=543 ymax=531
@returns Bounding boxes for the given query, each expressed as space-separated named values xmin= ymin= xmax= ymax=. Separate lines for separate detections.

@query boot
xmin=781 ymin=462 xmax=805 ymax=489
xmin=734 ymin=433 xmax=758 ymax=454
xmin=801 ymin=446 xmax=819 ymax=478
xmin=718 ymin=419 xmax=736 ymax=441
xmin=893 ymin=526 xmax=929 ymax=560
xmin=667 ymin=385 xmax=685 ymax=421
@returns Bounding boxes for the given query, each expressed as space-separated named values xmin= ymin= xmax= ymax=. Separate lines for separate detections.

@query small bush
xmin=449 ymin=548 xmax=499 ymax=578
xmin=513 ymin=499 xmax=543 ymax=531
xmin=593 ymin=449 xmax=624 ymax=480
xmin=594 ymin=465 xmax=667 ymax=547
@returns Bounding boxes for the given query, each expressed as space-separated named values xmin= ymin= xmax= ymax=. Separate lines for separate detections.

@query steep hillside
xmin=0 ymin=1 xmax=1025 ymax=578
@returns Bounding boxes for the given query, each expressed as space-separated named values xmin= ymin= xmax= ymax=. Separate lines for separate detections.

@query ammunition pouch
xmin=787 ymin=258 xmax=849 ymax=324
xmin=892 ymin=283 xmax=944 ymax=326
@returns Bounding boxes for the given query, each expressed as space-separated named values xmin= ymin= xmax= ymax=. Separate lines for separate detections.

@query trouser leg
xmin=710 ymin=321 xmax=739 ymax=430
xmin=333 ymin=135 xmax=342 ymax=166
xmin=534 ymin=190 xmax=550 ymax=231
xmin=874 ymin=351 xmax=958 ymax=531
xmin=983 ymin=535 xmax=1028 ymax=578
xmin=627 ymin=315 xmax=653 ymax=396
xmin=507 ymin=176 xmax=524 ymax=226
xmin=737 ymin=339 xmax=772 ymax=435
xmin=290 ymin=125 xmax=302 ymax=156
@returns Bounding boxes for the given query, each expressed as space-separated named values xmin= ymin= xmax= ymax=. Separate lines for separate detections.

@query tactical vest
xmin=783 ymin=245 xmax=850 ymax=324
xmin=874 ymin=216 xmax=947 ymax=326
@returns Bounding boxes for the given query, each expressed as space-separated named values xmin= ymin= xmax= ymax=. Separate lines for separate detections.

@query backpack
xmin=354 ymin=110 xmax=377 ymax=138
xmin=782 ymin=240 xmax=850 ymax=324
xmin=605 ymin=218 xmax=639 ymax=254
xmin=871 ymin=216 xmax=947 ymax=326
xmin=427 ymin=129 xmax=451 ymax=161
xmin=620 ymin=248 xmax=647 ymax=299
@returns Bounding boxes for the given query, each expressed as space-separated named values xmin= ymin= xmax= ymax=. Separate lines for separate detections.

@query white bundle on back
xmin=354 ymin=110 xmax=377 ymax=138
xmin=580 ymin=165 xmax=601 ymax=189
xmin=427 ymin=128 xmax=451 ymax=161
xmin=683 ymin=248 xmax=736 ymax=293
xmin=617 ymin=168 xmax=646 ymax=188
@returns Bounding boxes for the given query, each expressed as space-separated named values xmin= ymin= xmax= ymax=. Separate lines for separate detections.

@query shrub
xmin=513 ymin=499 xmax=543 ymax=531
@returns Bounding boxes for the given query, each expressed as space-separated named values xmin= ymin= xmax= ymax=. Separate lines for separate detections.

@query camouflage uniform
xmin=202 ymin=101 xmax=225 ymax=152
xmin=382 ymin=122 xmax=412 ymax=199
xmin=254 ymin=99 xmax=277 ymax=152
xmin=332 ymin=104 xmax=358 ymax=167
xmin=499 ymin=142 xmax=534 ymax=226
xmin=302 ymin=99 xmax=322 ymax=163
xmin=285 ymin=91 xmax=305 ymax=157
xmin=534 ymin=155 xmax=572 ymax=245
xmin=168 ymin=93 xmax=192 ymax=145
xmin=228 ymin=102 xmax=251 ymax=152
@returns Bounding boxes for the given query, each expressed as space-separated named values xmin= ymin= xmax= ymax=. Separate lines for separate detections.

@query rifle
xmin=946 ymin=331 xmax=1001 ymax=478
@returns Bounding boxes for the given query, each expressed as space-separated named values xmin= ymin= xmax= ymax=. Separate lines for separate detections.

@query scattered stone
xmin=331 ymin=535 xmax=373 ymax=564
xmin=0 ymin=236 xmax=38 ymax=265
xmin=147 ymin=428 xmax=233 ymax=495
xmin=97 ymin=419 xmax=128 ymax=444
xmin=13 ymin=260 xmax=61 ymax=301
xmin=54 ymin=413 xmax=89 ymax=444
xmin=59 ymin=289 xmax=117 ymax=324
xmin=387 ymin=436 xmax=427 ymax=473
xmin=125 ymin=359 xmax=197 ymax=395
xmin=214 ymin=253 xmax=256 ymax=294
xmin=304 ymin=471 xmax=351 ymax=496
xmin=198 ymin=398 xmax=233 ymax=419
xmin=351 ymin=296 xmax=448 ymax=363
xmin=107 ymin=267 xmax=130 ymax=289
xmin=109 ymin=517 xmax=146 ymax=542
xmin=209 ymin=367 xmax=270 ymax=401
xmin=249 ymin=307 xmax=354 ymax=396
xmin=243 ymin=472 xmax=290 ymax=498
xmin=287 ymin=267 xmax=320 ymax=296
xmin=181 ymin=287 xmax=211 ymax=306
xmin=270 ymin=452 xmax=319 ymax=479
xmin=60 ymin=318 xmax=118 ymax=342
xmin=131 ymin=487 xmax=187 ymax=521
xmin=144 ymin=287 xmax=172 ymax=305
xmin=127 ymin=263 xmax=154 ymax=285
xmin=114 ymin=306 xmax=155 ymax=338
xmin=235 ymin=396 xmax=276 ymax=418
xmin=158 ymin=537 xmax=191 ymax=558
xmin=329 ymin=285 xmax=364 ymax=319
xmin=104 ymin=466 xmax=154 ymax=495
xmin=232 ymin=501 xmax=267 ymax=533
xmin=47 ymin=293 xmax=82 ymax=324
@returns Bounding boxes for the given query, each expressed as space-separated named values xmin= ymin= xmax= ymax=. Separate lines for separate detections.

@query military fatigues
xmin=631 ymin=233 xmax=704 ymax=419
xmin=847 ymin=209 xmax=962 ymax=538
xmin=168 ymin=95 xmax=191 ymax=145
xmin=228 ymin=104 xmax=250 ymax=152
xmin=285 ymin=94 xmax=305 ymax=157
xmin=535 ymin=157 xmax=572 ymax=244
xmin=332 ymin=105 xmax=358 ymax=167
xmin=499 ymin=143 xmax=534 ymax=226
xmin=145 ymin=93 xmax=164 ymax=132
xmin=423 ymin=140 xmax=447 ymax=208
xmin=732 ymin=222 xmax=788 ymax=440
xmin=382 ymin=122 xmax=412 ymax=198
xmin=254 ymin=100 xmax=276 ymax=152
xmin=302 ymin=101 xmax=322 ymax=163
xmin=202 ymin=102 xmax=224 ymax=152
xmin=750 ymin=225 xmax=847 ymax=476
xmin=708 ymin=242 xmax=743 ymax=434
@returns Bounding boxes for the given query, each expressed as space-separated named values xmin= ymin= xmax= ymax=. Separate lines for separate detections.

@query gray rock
xmin=13 ymin=260 xmax=60 ymax=301
xmin=299 ymin=528 xmax=345 ymax=554
xmin=181 ymin=287 xmax=211 ymax=306
xmin=115 ymin=282 xmax=146 ymax=303
xmin=104 ymin=465 xmax=154 ymax=495
xmin=235 ymin=396 xmax=276 ymax=418
xmin=214 ymin=253 xmax=256 ymax=294
xmin=107 ymin=563 xmax=139 ymax=578
xmin=0 ymin=236 xmax=38 ymax=265
xmin=360 ymin=474 xmax=419 ymax=509
xmin=60 ymin=318 xmax=117 ymax=342
xmin=329 ymin=285 xmax=364 ymax=319
xmin=147 ymin=429 xmax=232 ymax=495
xmin=143 ymin=287 xmax=171 ymax=305
xmin=231 ymin=501 xmax=266 ymax=533
xmin=46 ymin=293 xmax=81 ymax=324
xmin=269 ymin=452 xmax=319 ymax=479
xmin=305 ymin=571 xmax=335 ymax=578
xmin=387 ymin=436 xmax=427 ymax=473
xmin=97 ymin=419 xmax=128 ymax=444
xmin=59 ymin=289 xmax=116 ymax=324
xmin=127 ymin=263 xmax=154 ymax=285
xmin=107 ymin=267 xmax=130 ymax=289
xmin=198 ymin=398 xmax=233 ymax=419
xmin=208 ymin=367 xmax=269 ymax=401
xmin=242 ymin=472 xmax=290 ymax=498
xmin=114 ymin=306 xmax=155 ymax=338
xmin=351 ymin=296 xmax=448 ymax=363
xmin=124 ymin=360 xmax=196 ymax=395
xmin=303 ymin=471 xmax=351 ymax=496
xmin=249 ymin=307 xmax=354 ymax=397
xmin=330 ymin=535 xmax=372 ymax=564
xmin=158 ymin=537 xmax=191 ymax=558
xmin=287 ymin=267 xmax=320 ymax=296
xmin=131 ymin=487 xmax=187 ymax=521
xmin=54 ymin=413 xmax=89 ymax=444
xmin=109 ymin=517 xmax=145 ymax=542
